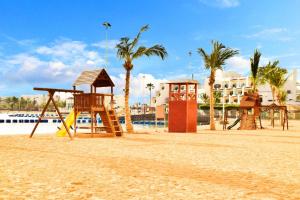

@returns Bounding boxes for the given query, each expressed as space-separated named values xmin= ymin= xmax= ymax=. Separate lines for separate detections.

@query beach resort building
xmin=203 ymin=69 xmax=300 ymax=106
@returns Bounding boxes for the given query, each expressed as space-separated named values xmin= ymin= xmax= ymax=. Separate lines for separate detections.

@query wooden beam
xmin=50 ymin=95 xmax=73 ymax=140
xmin=34 ymin=87 xmax=83 ymax=93
xmin=30 ymin=92 xmax=53 ymax=138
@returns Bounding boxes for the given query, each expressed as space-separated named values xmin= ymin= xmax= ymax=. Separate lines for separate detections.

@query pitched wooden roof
xmin=73 ymin=68 xmax=115 ymax=87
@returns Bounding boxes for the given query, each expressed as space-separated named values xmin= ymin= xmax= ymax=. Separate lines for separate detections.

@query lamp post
xmin=102 ymin=22 xmax=111 ymax=67
xmin=222 ymin=82 xmax=226 ymax=123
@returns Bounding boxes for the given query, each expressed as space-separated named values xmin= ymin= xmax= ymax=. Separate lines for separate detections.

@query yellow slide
xmin=56 ymin=109 xmax=80 ymax=137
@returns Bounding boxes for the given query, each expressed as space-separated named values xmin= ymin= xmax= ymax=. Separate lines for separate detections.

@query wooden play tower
xmin=73 ymin=69 xmax=123 ymax=137
xmin=239 ymin=92 xmax=261 ymax=130
xmin=168 ymin=80 xmax=198 ymax=132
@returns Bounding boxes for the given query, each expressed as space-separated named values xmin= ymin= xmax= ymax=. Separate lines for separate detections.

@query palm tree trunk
xmin=125 ymin=69 xmax=134 ymax=133
xmin=209 ymin=83 xmax=216 ymax=130
xmin=149 ymin=88 xmax=152 ymax=107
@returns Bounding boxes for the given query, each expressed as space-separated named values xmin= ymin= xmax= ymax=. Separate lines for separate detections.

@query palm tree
xmin=11 ymin=96 xmax=19 ymax=110
xmin=260 ymin=61 xmax=287 ymax=103
xmin=198 ymin=41 xmax=238 ymax=130
xmin=116 ymin=25 xmax=168 ymax=133
xmin=200 ymin=93 xmax=210 ymax=104
xmin=214 ymin=91 xmax=222 ymax=104
xmin=146 ymin=83 xmax=155 ymax=107
xmin=260 ymin=61 xmax=288 ymax=126
xmin=250 ymin=49 xmax=261 ymax=92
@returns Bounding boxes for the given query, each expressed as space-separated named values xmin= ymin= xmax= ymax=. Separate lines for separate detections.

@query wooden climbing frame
xmin=29 ymin=87 xmax=83 ymax=140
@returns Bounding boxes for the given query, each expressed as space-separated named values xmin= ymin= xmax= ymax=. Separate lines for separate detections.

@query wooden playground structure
xmin=30 ymin=69 xmax=123 ymax=139
xmin=223 ymin=92 xmax=288 ymax=130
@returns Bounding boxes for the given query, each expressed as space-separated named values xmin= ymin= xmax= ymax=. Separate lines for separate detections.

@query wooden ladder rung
xmin=77 ymin=126 xmax=107 ymax=129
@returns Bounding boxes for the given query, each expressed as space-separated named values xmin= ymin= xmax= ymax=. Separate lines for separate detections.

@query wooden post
xmin=30 ymin=92 xmax=53 ymax=138
xmin=91 ymin=111 xmax=94 ymax=138
xmin=111 ymin=86 xmax=114 ymax=109
xmin=50 ymin=95 xmax=73 ymax=140
xmin=74 ymin=109 xmax=77 ymax=137
xmin=286 ymin=109 xmax=289 ymax=130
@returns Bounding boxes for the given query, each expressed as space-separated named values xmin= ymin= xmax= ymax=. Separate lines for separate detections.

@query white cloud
xmin=245 ymin=27 xmax=293 ymax=41
xmin=199 ymin=0 xmax=240 ymax=8
xmin=92 ymin=39 xmax=119 ymax=50
xmin=7 ymin=54 xmax=45 ymax=72
xmin=0 ymin=83 xmax=6 ymax=91
xmin=226 ymin=55 xmax=250 ymax=71
xmin=1 ymin=39 xmax=107 ymax=84
xmin=1 ymin=34 xmax=36 ymax=46
xmin=111 ymin=73 xmax=167 ymax=101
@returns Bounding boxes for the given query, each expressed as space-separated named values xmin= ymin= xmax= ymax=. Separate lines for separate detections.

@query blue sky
xmin=0 ymin=0 xmax=300 ymax=102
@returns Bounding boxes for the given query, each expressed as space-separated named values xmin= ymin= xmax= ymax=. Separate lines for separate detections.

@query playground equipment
xmin=56 ymin=109 xmax=80 ymax=137
xmin=223 ymin=92 xmax=288 ymax=130
xmin=73 ymin=69 xmax=123 ymax=137
xmin=239 ymin=92 xmax=261 ymax=130
xmin=168 ymin=80 xmax=198 ymax=132
xmin=29 ymin=88 xmax=83 ymax=139
xmin=30 ymin=69 xmax=123 ymax=139
xmin=227 ymin=118 xmax=241 ymax=130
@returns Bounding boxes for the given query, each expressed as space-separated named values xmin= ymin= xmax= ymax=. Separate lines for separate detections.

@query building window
xmin=224 ymin=84 xmax=228 ymax=88
xmin=214 ymin=84 xmax=221 ymax=89
xmin=287 ymin=90 xmax=291 ymax=94
xmin=232 ymin=83 xmax=236 ymax=88
xmin=230 ymin=91 xmax=233 ymax=95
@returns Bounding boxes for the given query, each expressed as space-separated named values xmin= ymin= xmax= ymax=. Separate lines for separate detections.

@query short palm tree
xmin=146 ymin=83 xmax=155 ymax=107
xmin=200 ymin=93 xmax=210 ymax=104
xmin=116 ymin=25 xmax=167 ymax=133
xmin=250 ymin=49 xmax=261 ymax=92
xmin=198 ymin=41 xmax=238 ymax=130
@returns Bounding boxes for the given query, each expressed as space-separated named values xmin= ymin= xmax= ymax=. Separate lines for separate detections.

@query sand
xmin=0 ymin=121 xmax=300 ymax=199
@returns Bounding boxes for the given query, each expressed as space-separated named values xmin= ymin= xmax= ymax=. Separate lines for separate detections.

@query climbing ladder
xmin=99 ymin=107 xmax=123 ymax=136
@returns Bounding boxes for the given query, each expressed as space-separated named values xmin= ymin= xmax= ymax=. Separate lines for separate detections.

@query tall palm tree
xmin=260 ymin=61 xmax=288 ymax=126
xmin=146 ymin=83 xmax=155 ymax=107
xmin=260 ymin=61 xmax=287 ymax=103
xmin=198 ymin=41 xmax=238 ymax=130
xmin=116 ymin=25 xmax=168 ymax=133
xmin=250 ymin=49 xmax=261 ymax=92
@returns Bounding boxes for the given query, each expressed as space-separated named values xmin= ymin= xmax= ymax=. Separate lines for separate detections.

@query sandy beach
xmin=0 ymin=121 xmax=300 ymax=200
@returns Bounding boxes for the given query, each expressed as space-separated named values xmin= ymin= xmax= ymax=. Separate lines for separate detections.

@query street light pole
xmin=222 ymin=82 xmax=225 ymax=123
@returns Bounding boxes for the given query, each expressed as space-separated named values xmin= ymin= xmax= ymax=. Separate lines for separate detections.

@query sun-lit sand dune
xmin=0 ymin=120 xmax=300 ymax=199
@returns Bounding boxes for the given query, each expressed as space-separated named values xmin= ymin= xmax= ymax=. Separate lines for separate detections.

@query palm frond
xmin=197 ymin=48 xmax=210 ymax=70
xmin=116 ymin=37 xmax=131 ymax=59
xmin=250 ymin=49 xmax=261 ymax=79
xmin=129 ymin=24 xmax=149 ymax=52
xmin=132 ymin=45 xmax=167 ymax=59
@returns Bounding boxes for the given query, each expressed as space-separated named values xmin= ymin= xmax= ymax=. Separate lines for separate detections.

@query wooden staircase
xmin=99 ymin=107 xmax=123 ymax=136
